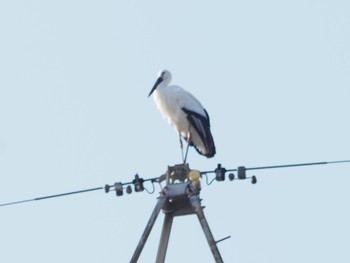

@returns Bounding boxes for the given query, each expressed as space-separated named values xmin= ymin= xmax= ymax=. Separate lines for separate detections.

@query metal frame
xmin=130 ymin=164 xmax=224 ymax=263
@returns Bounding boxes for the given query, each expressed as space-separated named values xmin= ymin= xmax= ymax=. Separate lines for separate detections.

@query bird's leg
xmin=179 ymin=134 xmax=185 ymax=163
xmin=183 ymin=132 xmax=191 ymax=164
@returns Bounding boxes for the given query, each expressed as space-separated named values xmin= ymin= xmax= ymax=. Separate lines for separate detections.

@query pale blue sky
xmin=1 ymin=1 xmax=349 ymax=262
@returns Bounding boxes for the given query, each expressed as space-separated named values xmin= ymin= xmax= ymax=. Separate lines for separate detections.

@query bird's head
xmin=148 ymin=69 xmax=172 ymax=97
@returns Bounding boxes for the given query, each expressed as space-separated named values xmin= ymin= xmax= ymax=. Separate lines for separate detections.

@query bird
xmin=148 ymin=69 xmax=216 ymax=163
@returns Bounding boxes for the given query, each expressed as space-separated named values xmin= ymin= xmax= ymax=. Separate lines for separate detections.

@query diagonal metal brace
xmin=130 ymin=195 xmax=166 ymax=263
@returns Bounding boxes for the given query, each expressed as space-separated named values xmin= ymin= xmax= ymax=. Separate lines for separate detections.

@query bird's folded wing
xmin=181 ymin=108 xmax=216 ymax=157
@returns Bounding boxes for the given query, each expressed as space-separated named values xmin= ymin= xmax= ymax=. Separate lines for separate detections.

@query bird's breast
xmin=153 ymin=89 xmax=189 ymax=134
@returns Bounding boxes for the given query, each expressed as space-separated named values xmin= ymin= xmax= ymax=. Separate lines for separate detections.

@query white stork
xmin=148 ymin=69 xmax=216 ymax=162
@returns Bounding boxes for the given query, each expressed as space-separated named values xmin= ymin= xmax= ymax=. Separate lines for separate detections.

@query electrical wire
xmin=201 ymin=160 xmax=350 ymax=174
xmin=1 ymin=159 xmax=349 ymax=207
xmin=144 ymin=180 xmax=157 ymax=194
xmin=232 ymin=160 xmax=350 ymax=172
xmin=0 ymin=186 xmax=103 ymax=207
xmin=201 ymin=173 xmax=216 ymax=185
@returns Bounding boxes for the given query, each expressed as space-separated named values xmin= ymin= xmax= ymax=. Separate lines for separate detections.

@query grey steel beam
xmin=156 ymin=213 xmax=174 ymax=263
xmin=130 ymin=196 xmax=166 ymax=263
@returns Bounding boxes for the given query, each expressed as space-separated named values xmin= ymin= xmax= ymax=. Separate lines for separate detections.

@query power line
xmin=1 ymin=159 xmax=350 ymax=208
xmin=236 ymin=160 xmax=350 ymax=172
xmin=0 ymin=187 xmax=103 ymax=207
xmin=201 ymin=160 xmax=350 ymax=174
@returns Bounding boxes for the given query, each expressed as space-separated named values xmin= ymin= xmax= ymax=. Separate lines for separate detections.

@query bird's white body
xmin=153 ymin=85 xmax=204 ymax=144
xmin=149 ymin=70 xmax=215 ymax=159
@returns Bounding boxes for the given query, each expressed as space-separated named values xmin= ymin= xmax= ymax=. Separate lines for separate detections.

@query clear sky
xmin=1 ymin=1 xmax=349 ymax=262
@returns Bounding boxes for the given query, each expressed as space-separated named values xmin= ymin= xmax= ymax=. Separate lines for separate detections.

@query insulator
xmin=126 ymin=185 xmax=132 ymax=194
xmin=133 ymin=174 xmax=145 ymax=192
xmin=215 ymin=163 xmax=226 ymax=181
xmin=251 ymin=176 xmax=257 ymax=184
xmin=228 ymin=173 xmax=235 ymax=181
xmin=237 ymin=166 xmax=246 ymax=179
xmin=115 ymin=182 xmax=123 ymax=196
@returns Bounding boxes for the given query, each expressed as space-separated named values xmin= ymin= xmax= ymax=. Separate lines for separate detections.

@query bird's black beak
xmin=148 ymin=76 xmax=163 ymax=97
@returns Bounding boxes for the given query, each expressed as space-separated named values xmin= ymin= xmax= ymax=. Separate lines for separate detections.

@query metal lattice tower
xmin=130 ymin=163 xmax=224 ymax=263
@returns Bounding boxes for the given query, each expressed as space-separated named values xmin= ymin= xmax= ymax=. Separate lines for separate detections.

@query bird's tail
xmin=202 ymin=130 xmax=216 ymax=158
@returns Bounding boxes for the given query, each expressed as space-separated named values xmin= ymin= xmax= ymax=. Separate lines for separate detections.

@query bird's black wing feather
xmin=181 ymin=108 xmax=216 ymax=157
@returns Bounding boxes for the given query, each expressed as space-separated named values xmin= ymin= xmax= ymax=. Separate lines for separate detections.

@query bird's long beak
xmin=148 ymin=76 xmax=163 ymax=97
